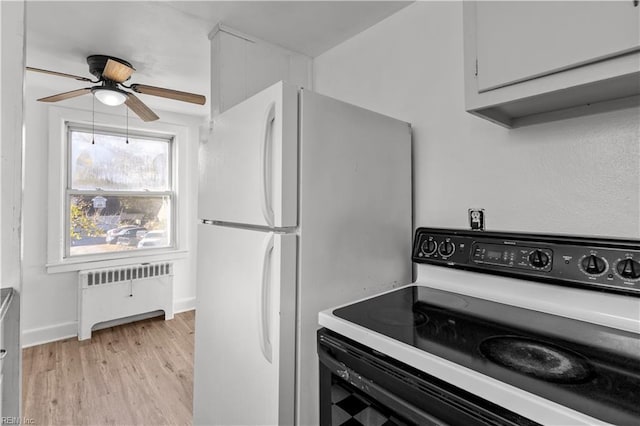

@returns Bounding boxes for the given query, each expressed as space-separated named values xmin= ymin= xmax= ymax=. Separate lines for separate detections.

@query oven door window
xmin=319 ymin=348 xmax=444 ymax=426
xmin=322 ymin=374 xmax=422 ymax=426
xmin=318 ymin=329 xmax=539 ymax=426
xmin=326 ymin=376 xmax=415 ymax=426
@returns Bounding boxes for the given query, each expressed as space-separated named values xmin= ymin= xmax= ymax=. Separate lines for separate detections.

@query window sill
xmin=46 ymin=249 xmax=189 ymax=274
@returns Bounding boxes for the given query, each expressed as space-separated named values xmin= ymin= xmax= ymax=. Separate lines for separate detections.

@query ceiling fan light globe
xmin=93 ymin=88 xmax=127 ymax=106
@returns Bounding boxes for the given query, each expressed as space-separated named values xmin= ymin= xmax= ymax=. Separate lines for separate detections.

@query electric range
xmin=318 ymin=228 xmax=640 ymax=425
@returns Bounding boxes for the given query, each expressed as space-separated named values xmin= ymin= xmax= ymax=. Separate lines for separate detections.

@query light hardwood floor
xmin=22 ymin=311 xmax=195 ymax=426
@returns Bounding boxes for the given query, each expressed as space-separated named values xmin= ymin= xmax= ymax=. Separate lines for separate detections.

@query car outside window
xmin=67 ymin=126 xmax=174 ymax=257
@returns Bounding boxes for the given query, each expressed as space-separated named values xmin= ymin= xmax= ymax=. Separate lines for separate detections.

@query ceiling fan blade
xmin=125 ymin=93 xmax=159 ymax=122
xmin=130 ymin=84 xmax=206 ymax=105
xmin=103 ymin=58 xmax=135 ymax=83
xmin=37 ymin=88 xmax=92 ymax=103
xmin=26 ymin=66 xmax=93 ymax=82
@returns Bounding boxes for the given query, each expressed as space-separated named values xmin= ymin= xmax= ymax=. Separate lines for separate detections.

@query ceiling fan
xmin=26 ymin=55 xmax=206 ymax=122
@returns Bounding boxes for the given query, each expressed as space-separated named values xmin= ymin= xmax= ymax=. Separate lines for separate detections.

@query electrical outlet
xmin=469 ymin=209 xmax=485 ymax=231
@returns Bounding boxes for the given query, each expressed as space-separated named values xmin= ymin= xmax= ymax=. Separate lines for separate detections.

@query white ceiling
xmin=25 ymin=0 xmax=412 ymax=118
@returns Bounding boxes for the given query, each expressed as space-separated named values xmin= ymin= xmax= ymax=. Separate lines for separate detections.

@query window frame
xmin=46 ymin=105 xmax=191 ymax=273
xmin=64 ymin=124 xmax=175 ymax=258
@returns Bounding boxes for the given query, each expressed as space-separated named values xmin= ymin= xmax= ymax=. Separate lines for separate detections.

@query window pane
xmin=70 ymin=130 xmax=170 ymax=191
xmin=69 ymin=194 xmax=171 ymax=256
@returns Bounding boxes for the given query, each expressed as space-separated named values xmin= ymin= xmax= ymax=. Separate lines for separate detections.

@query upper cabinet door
xmin=476 ymin=1 xmax=640 ymax=92
xmin=199 ymin=81 xmax=298 ymax=228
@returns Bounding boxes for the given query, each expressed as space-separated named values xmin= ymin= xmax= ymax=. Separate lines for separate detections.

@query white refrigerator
xmin=194 ymin=81 xmax=412 ymax=426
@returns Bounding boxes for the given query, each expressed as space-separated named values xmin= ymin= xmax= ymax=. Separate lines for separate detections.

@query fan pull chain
xmin=92 ymin=95 xmax=95 ymax=144
xmin=126 ymin=106 xmax=129 ymax=144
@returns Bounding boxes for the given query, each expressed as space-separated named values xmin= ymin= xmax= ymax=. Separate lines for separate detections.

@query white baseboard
xmin=22 ymin=321 xmax=77 ymax=348
xmin=22 ymin=298 xmax=195 ymax=348
xmin=174 ymin=296 xmax=196 ymax=313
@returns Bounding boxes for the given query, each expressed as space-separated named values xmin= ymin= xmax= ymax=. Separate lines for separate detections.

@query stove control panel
xmin=471 ymin=243 xmax=553 ymax=272
xmin=413 ymin=228 xmax=640 ymax=296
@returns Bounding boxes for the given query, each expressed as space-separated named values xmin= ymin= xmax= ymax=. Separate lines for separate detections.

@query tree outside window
xmin=67 ymin=127 xmax=173 ymax=257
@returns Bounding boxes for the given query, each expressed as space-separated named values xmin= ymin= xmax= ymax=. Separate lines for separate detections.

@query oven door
xmin=318 ymin=329 xmax=539 ymax=426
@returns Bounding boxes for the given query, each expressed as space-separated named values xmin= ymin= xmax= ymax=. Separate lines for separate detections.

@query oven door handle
xmin=318 ymin=347 xmax=448 ymax=426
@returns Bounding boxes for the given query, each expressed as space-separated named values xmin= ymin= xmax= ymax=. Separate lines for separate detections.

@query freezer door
xmin=199 ymin=81 xmax=298 ymax=228
xmin=193 ymin=224 xmax=296 ymax=426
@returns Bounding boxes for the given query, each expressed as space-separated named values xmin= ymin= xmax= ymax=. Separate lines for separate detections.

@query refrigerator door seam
xmin=201 ymin=220 xmax=296 ymax=234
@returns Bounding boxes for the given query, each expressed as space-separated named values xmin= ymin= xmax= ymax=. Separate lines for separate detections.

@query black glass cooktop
xmin=333 ymin=286 xmax=640 ymax=425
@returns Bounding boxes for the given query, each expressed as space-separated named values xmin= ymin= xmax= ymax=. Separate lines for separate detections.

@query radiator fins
xmin=80 ymin=263 xmax=172 ymax=287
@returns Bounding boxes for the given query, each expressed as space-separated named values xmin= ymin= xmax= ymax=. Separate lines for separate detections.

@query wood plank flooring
xmin=22 ymin=311 xmax=195 ymax=426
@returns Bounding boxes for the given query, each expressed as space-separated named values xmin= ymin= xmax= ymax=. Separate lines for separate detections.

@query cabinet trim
xmin=464 ymin=1 xmax=640 ymax=128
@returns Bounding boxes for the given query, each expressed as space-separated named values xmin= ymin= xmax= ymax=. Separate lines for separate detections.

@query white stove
xmin=318 ymin=228 xmax=640 ymax=426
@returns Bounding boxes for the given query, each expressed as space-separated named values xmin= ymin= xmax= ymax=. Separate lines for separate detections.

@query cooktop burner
xmin=333 ymin=286 xmax=640 ymax=425
xmin=479 ymin=336 xmax=593 ymax=384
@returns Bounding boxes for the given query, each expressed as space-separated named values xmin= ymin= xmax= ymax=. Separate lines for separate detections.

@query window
xmin=66 ymin=126 xmax=174 ymax=257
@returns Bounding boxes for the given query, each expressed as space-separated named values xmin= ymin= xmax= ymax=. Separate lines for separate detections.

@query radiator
xmin=78 ymin=262 xmax=174 ymax=340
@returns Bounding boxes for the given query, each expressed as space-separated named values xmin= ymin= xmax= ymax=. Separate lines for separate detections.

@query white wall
xmin=1 ymin=0 xmax=25 ymax=290
xmin=1 ymin=0 xmax=25 ymax=417
xmin=21 ymin=81 xmax=203 ymax=346
xmin=314 ymin=1 xmax=640 ymax=238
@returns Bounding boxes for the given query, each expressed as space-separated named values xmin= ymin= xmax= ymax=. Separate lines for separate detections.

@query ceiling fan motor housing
xmin=87 ymin=55 xmax=134 ymax=81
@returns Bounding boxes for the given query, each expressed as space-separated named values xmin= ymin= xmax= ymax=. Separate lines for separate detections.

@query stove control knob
xmin=421 ymin=239 xmax=437 ymax=255
xmin=529 ymin=250 xmax=550 ymax=268
xmin=438 ymin=241 xmax=455 ymax=257
xmin=616 ymin=259 xmax=640 ymax=280
xmin=581 ymin=255 xmax=607 ymax=275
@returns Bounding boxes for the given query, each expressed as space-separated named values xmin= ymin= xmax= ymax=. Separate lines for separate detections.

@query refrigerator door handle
xmin=260 ymin=102 xmax=276 ymax=227
xmin=259 ymin=233 xmax=275 ymax=363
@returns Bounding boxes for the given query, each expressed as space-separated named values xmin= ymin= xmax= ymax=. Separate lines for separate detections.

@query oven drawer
xmin=318 ymin=329 xmax=538 ymax=426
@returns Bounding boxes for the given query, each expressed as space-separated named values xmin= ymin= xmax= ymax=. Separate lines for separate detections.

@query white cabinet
xmin=210 ymin=24 xmax=313 ymax=116
xmin=0 ymin=317 xmax=4 ymax=419
xmin=0 ymin=288 xmax=19 ymax=419
xmin=476 ymin=1 xmax=640 ymax=92
xmin=0 ymin=372 xmax=3 ymax=419
xmin=464 ymin=0 xmax=640 ymax=127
